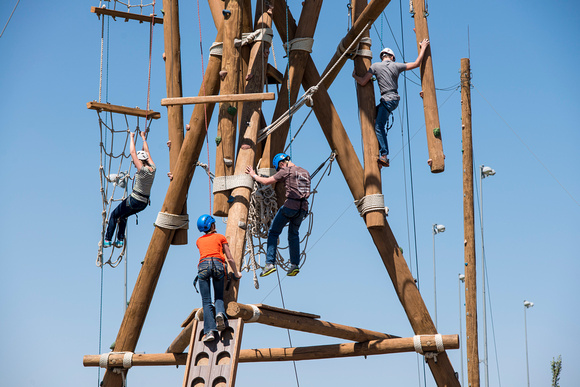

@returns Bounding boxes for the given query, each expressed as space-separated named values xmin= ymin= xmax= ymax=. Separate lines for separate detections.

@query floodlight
xmin=459 ymin=274 xmax=465 ymax=282
xmin=481 ymin=166 xmax=496 ymax=178
xmin=433 ymin=224 xmax=446 ymax=234
xmin=524 ymin=300 xmax=534 ymax=308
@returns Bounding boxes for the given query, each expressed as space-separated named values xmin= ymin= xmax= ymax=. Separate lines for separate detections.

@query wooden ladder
xmin=182 ymin=318 xmax=244 ymax=387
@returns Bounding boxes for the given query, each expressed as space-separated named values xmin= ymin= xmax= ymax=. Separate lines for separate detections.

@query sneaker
xmin=113 ymin=240 xmax=124 ymax=248
xmin=103 ymin=240 xmax=112 ymax=248
xmin=378 ymin=155 xmax=390 ymax=167
xmin=216 ymin=313 xmax=226 ymax=332
xmin=260 ymin=263 xmax=277 ymax=277
xmin=287 ymin=264 xmax=300 ymax=277
xmin=202 ymin=331 xmax=216 ymax=342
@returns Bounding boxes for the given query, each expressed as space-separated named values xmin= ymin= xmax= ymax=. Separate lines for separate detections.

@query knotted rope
xmin=338 ymin=36 xmax=373 ymax=59
xmin=235 ymin=28 xmax=274 ymax=47
xmin=354 ymin=194 xmax=388 ymax=217
xmin=413 ymin=334 xmax=445 ymax=363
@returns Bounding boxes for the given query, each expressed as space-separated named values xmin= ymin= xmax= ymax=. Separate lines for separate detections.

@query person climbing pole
xmin=352 ymin=38 xmax=430 ymax=167
xmin=195 ymin=214 xmax=242 ymax=342
xmin=103 ymin=130 xmax=156 ymax=248
xmin=245 ymin=153 xmax=311 ymax=277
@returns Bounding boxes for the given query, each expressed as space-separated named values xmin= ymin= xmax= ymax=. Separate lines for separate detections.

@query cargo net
xmin=99 ymin=0 xmax=156 ymax=15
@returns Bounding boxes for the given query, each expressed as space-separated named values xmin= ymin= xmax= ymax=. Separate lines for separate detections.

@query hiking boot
xmin=260 ymin=263 xmax=276 ymax=277
xmin=287 ymin=264 xmax=300 ymax=277
xmin=216 ymin=314 xmax=226 ymax=332
xmin=202 ymin=331 xmax=216 ymax=342
xmin=103 ymin=240 xmax=112 ymax=248
xmin=113 ymin=240 xmax=124 ymax=248
xmin=378 ymin=155 xmax=390 ymax=167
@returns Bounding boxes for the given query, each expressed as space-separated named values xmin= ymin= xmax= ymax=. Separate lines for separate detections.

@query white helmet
xmin=380 ymin=47 xmax=395 ymax=59
xmin=136 ymin=150 xmax=149 ymax=161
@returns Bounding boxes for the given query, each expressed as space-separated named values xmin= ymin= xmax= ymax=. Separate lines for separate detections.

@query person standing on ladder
xmin=352 ymin=38 xmax=430 ymax=167
xmin=103 ymin=130 xmax=156 ymax=248
xmin=195 ymin=214 xmax=242 ymax=342
xmin=245 ymin=153 xmax=311 ymax=277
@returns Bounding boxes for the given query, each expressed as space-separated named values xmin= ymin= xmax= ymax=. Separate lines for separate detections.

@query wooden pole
xmin=161 ymin=92 xmax=275 ymax=106
xmin=213 ymin=0 xmax=243 ymax=217
xmin=100 ymin=28 xmax=224 ymax=387
xmin=352 ymin=0 xmax=384 ymax=229
xmin=162 ymin=0 xmax=187 ymax=245
xmin=222 ymin=2 xmax=273 ymax=303
xmin=84 ymin=334 xmax=459 ymax=367
xmin=461 ymin=57 xmax=480 ymax=387
xmin=227 ymin=302 xmax=397 ymax=342
xmin=411 ymin=0 xmax=445 ymax=173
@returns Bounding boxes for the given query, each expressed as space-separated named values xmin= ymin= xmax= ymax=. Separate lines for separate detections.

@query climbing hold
xmin=433 ymin=127 xmax=441 ymax=138
xmin=399 ymin=247 xmax=403 ymax=254
xmin=215 ymin=136 xmax=222 ymax=146
xmin=223 ymin=158 xmax=233 ymax=167
xmin=219 ymin=70 xmax=227 ymax=80
xmin=186 ymin=124 xmax=190 ymax=131
xmin=427 ymin=159 xmax=433 ymax=166
xmin=222 ymin=9 xmax=231 ymax=18
xmin=227 ymin=196 xmax=234 ymax=203
xmin=227 ymin=106 xmax=237 ymax=116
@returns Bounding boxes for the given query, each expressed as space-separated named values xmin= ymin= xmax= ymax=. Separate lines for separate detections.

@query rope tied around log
xmin=99 ymin=351 xmax=134 ymax=369
xmin=338 ymin=36 xmax=373 ymax=59
xmin=209 ymin=41 xmax=223 ymax=56
xmin=283 ymin=37 xmax=314 ymax=54
xmin=212 ymin=174 xmax=255 ymax=194
xmin=154 ymin=212 xmax=189 ymax=230
xmin=354 ymin=194 xmax=387 ymax=217
xmin=235 ymin=28 xmax=274 ymax=47
xmin=413 ymin=334 xmax=444 ymax=363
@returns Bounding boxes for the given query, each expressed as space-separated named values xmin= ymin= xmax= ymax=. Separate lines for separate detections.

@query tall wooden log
xmin=411 ymin=0 xmax=444 ymax=173
xmin=213 ymin=0 xmax=243 ymax=216
xmin=461 ymin=57 xmax=480 ymax=387
xmin=84 ymin=334 xmax=459 ymax=366
xmin=100 ymin=28 xmax=224 ymax=387
xmin=162 ymin=0 xmax=187 ymax=245
xmin=223 ymin=2 xmax=273 ymax=303
xmin=352 ymin=0 xmax=384 ymax=229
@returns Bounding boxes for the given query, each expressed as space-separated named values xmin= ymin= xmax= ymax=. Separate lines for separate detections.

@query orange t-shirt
xmin=196 ymin=232 xmax=227 ymax=264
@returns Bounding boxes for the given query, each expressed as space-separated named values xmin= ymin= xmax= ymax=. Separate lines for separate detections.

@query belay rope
xmin=242 ymin=152 xmax=337 ymax=288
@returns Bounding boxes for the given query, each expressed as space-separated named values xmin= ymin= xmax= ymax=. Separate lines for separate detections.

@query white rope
xmin=212 ymin=174 xmax=254 ymax=193
xmin=283 ymin=37 xmax=314 ymax=54
xmin=235 ymin=28 xmax=274 ymax=47
xmin=354 ymin=194 xmax=387 ymax=217
xmin=209 ymin=41 xmax=223 ymax=56
xmin=122 ymin=352 xmax=133 ymax=369
xmin=248 ymin=304 xmax=261 ymax=322
xmin=413 ymin=334 xmax=445 ymax=363
xmin=257 ymin=167 xmax=276 ymax=177
xmin=98 ymin=351 xmax=134 ymax=369
xmin=154 ymin=212 xmax=189 ymax=229
xmin=339 ymin=36 xmax=373 ymax=59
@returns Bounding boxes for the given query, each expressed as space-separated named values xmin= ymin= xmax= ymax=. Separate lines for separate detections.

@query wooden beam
xmin=227 ymin=302 xmax=398 ymax=342
xmin=84 ymin=334 xmax=459 ymax=367
xmin=90 ymin=6 xmax=163 ymax=24
xmin=162 ymin=0 xmax=187 ymax=245
xmin=161 ymin=92 xmax=275 ymax=106
xmin=352 ymin=0 xmax=384 ymax=229
xmin=87 ymin=101 xmax=160 ymax=119
xmin=266 ymin=63 xmax=284 ymax=85
xmin=411 ymin=0 xmax=445 ymax=173
xmin=461 ymin=57 xmax=480 ymax=387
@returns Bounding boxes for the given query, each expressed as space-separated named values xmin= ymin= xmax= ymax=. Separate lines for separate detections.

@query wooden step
xmin=91 ymin=6 xmax=163 ymax=24
xmin=87 ymin=101 xmax=160 ymax=119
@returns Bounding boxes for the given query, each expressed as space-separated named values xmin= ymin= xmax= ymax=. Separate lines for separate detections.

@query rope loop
xmin=209 ymin=41 xmax=223 ymax=56
xmin=154 ymin=212 xmax=189 ymax=230
xmin=212 ymin=174 xmax=254 ymax=194
xmin=413 ymin=334 xmax=444 ymax=363
xmin=354 ymin=194 xmax=387 ymax=217
xmin=282 ymin=37 xmax=314 ymax=54
xmin=235 ymin=28 xmax=274 ymax=47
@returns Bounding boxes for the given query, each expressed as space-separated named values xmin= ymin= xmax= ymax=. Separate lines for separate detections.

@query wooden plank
xmin=161 ymin=92 xmax=275 ymax=106
xmin=91 ymin=6 xmax=163 ymax=24
xmin=87 ymin=101 xmax=160 ymax=119
xmin=255 ymin=303 xmax=320 ymax=319
xmin=266 ymin=63 xmax=283 ymax=85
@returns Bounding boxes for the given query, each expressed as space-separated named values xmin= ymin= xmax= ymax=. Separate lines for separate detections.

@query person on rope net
xmin=352 ymin=38 xmax=430 ymax=167
xmin=245 ymin=153 xmax=311 ymax=277
xmin=103 ymin=131 xmax=156 ymax=248
xmin=195 ymin=214 xmax=242 ymax=342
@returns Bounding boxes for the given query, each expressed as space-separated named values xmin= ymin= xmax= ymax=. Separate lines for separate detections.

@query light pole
xmin=479 ymin=165 xmax=495 ymax=387
xmin=458 ymin=273 xmax=466 ymax=386
xmin=524 ymin=300 xmax=534 ymax=387
xmin=432 ymin=223 xmax=445 ymax=329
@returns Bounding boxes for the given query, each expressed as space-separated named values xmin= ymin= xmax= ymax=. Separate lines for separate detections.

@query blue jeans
xmin=105 ymin=196 xmax=148 ymax=241
xmin=375 ymin=99 xmax=399 ymax=156
xmin=266 ymin=206 xmax=307 ymax=266
xmin=197 ymin=258 xmax=226 ymax=334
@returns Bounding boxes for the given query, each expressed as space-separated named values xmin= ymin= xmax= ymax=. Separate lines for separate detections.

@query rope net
xmin=100 ymin=0 xmax=156 ymax=15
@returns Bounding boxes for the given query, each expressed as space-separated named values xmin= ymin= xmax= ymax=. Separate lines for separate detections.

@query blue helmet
xmin=196 ymin=214 xmax=215 ymax=232
xmin=273 ymin=153 xmax=290 ymax=170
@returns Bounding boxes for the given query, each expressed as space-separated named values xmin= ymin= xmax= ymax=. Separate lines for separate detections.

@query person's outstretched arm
xmin=223 ymin=243 xmax=242 ymax=279
xmin=405 ymin=38 xmax=429 ymax=71
xmin=140 ymin=130 xmax=154 ymax=165
xmin=129 ymin=132 xmax=143 ymax=170
xmin=246 ymin=165 xmax=277 ymax=185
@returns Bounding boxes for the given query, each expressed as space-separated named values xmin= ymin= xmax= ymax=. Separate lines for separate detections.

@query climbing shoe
xmin=216 ymin=313 xmax=226 ymax=332
xmin=378 ymin=155 xmax=390 ymax=167
xmin=202 ymin=331 xmax=216 ymax=342
xmin=260 ymin=263 xmax=276 ymax=277
xmin=103 ymin=240 xmax=112 ymax=248
xmin=287 ymin=264 xmax=300 ymax=277
xmin=113 ymin=240 xmax=124 ymax=248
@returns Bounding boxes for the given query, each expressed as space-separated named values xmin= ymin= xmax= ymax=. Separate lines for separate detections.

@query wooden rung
xmin=266 ymin=64 xmax=284 ymax=85
xmin=90 ymin=6 xmax=163 ymax=24
xmin=87 ymin=101 xmax=161 ymax=119
xmin=161 ymin=92 xmax=275 ymax=106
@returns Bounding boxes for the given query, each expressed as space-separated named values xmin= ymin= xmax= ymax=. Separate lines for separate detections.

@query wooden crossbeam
xmin=90 ymin=6 xmax=163 ymax=24
xmin=161 ymin=92 xmax=275 ymax=106
xmin=87 ymin=101 xmax=160 ymax=119
xmin=84 ymin=334 xmax=459 ymax=367
xmin=266 ymin=63 xmax=284 ymax=85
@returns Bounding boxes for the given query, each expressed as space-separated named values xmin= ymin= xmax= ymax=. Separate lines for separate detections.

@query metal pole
xmin=524 ymin=301 xmax=534 ymax=387
xmin=433 ymin=226 xmax=438 ymax=329
xmin=479 ymin=165 xmax=489 ymax=387
xmin=459 ymin=274 xmax=465 ymax=386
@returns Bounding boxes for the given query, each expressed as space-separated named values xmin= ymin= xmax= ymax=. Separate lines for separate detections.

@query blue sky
xmin=1 ymin=1 xmax=578 ymax=386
